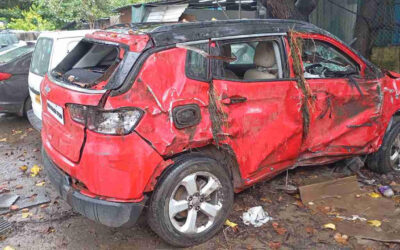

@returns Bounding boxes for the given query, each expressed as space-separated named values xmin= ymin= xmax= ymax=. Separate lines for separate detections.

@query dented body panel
xmin=42 ymin=20 xmax=400 ymax=215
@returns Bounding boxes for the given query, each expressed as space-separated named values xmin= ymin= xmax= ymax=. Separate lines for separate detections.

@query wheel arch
xmin=144 ymin=144 xmax=244 ymax=194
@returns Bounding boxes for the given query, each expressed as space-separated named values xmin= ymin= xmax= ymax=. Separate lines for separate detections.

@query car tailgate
xmin=41 ymin=76 xmax=103 ymax=163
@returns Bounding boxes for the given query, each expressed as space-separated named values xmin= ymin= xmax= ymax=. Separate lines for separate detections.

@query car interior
xmin=218 ymin=40 xmax=283 ymax=81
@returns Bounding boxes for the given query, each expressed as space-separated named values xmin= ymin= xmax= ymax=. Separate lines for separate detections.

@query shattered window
xmin=186 ymin=44 xmax=208 ymax=81
xmin=302 ymin=39 xmax=359 ymax=78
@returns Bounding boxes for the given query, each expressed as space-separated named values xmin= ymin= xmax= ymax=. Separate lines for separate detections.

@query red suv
xmin=41 ymin=20 xmax=400 ymax=247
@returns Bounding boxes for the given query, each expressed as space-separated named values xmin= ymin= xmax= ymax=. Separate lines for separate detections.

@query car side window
xmin=302 ymin=39 xmax=360 ymax=79
xmin=214 ymin=40 xmax=283 ymax=81
xmin=186 ymin=43 xmax=208 ymax=82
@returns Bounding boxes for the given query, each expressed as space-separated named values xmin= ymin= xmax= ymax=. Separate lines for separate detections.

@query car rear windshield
xmin=52 ymin=40 xmax=139 ymax=90
xmin=0 ymin=45 xmax=34 ymax=64
xmin=30 ymin=37 xmax=53 ymax=76
xmin=0 ymin=33 xmax=18 ymax=47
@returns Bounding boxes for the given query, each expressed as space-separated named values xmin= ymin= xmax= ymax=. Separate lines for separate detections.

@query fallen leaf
xmin=260 ymin=197 xmax=272 ymax=203
xmin=268 ymin=242 xmax=281 ymax=250
xmin=3 ymin=246 xmax=15 ymax=250
xmin=12 ymin=130 xmax=22 ymax=135
xmin=19 ymin=165 xmax=28 ymax=172
xmin=21 ymin=212 xmax=33 ymax=218
xmin=21 ymin=208 xmax=29 ymax=213
xmin=294 ymin=200 xmax=304 ymax=208
xmin=272 ymin=222 xmax=287 ymax=235
xmin=334 ymin=233 xmax=349 ymax=245
xmin=225 ymin=219 xmax=238 ymax=232
xmin=368 ymin=220 xmax=382 ymax=227
xmin=30 ymin=165 xmax=41 ymax=177
xmin=40 ymin=204 xmax=49 ymax=209
xmin=305 ymin=226 xmax=316 ymax=234
xmin=369 ymin=192 xmax=382 ymax=198
xmin=0 ymin=138 xmax=7 ymax=142
xmin=9 ymin=205 xmax=19 ymax=211
xmin=46 ymin=226 xmax=55 ymax=233
xmin=323 ymin=223 xmax=336 ymax=230
xmin=35 ymin=181 xmax=46 ymax=187
xmin=15 ymin=185 xmax=23 ymax=189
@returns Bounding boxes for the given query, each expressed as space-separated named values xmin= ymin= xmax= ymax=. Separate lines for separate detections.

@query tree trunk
xmin=262 ymin=0 xmax=319 ymax=21
xmin=353 ymin=0 xmax=380 ymax=57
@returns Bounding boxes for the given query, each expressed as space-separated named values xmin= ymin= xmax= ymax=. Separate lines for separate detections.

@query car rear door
xmin=292 ymin=33 xmax=383 ymax=163
xmin=211 ymin=36 xmax=304 ymax=184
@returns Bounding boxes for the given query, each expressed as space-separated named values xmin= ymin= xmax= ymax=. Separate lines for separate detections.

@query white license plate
xmin=47 ymin=100 xmax=64 ymax=124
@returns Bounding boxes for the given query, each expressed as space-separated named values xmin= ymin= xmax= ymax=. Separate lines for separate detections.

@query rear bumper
xmin=0 ymin=102 xmax=23 ymax=116
xmin=42 ymin=148 xmax=146 ymax=227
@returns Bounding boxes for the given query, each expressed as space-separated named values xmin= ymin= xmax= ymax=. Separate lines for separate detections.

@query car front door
xmin=292 ymin=33 xmax=383 ymax=164
xmin=211 ymin=36 xmax=304 ymax=185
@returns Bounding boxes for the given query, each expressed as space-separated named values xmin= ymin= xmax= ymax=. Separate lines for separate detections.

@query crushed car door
xmin=210 ymin=36 xmax=304 ymax=184
xmin=292 ymin=34 xmax=383 ymax=164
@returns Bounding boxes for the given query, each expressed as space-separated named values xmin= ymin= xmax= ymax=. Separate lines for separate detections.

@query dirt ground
xmin=1 ymin=113 xmax=400 ymax=250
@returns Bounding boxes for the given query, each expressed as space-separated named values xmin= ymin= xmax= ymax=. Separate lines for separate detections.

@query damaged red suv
xmin=41 ymin=20 xmax=400 ymax=247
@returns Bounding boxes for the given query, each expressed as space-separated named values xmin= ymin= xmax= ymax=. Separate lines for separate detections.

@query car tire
xmin=147 ymin=155 xmax=234 ymax=247
xmin=23 ymin=97 xmax=32 ymax=117
xmin=367 ymin=121 xmax=400 ymax=173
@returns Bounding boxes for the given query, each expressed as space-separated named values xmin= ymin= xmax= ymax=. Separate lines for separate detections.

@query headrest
xmin=254 ymin=42 xmax=276 ymax=68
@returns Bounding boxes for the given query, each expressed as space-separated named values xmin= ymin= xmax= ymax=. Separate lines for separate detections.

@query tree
xmin=262 ymin=0 xmax=319 ymax=21
xmin=7 ymin=4 xmax=55 ymax=31
xmin=36 ymin=0 xmax=145 ymax=29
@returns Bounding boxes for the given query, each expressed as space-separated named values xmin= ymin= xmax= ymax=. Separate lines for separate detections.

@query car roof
xmin=107 ymin=19 xmax=331 ymax=47
xmin=37 ymin=30 xmax=95 ymax=40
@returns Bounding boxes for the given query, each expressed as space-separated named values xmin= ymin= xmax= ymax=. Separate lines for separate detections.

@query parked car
xmin=0 ymin=31 xmax=27 ymax=56
xmin=41 ymin=20 xmax=400 ymax=247
xmin=0 ymin=43 xmax=35 ymax=116
xmin=27 ymin=30 xmax=94 ymax=131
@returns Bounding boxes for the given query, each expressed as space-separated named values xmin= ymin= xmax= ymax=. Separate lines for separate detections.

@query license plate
xmin=47 ymin=100 xmax=64 ymax=124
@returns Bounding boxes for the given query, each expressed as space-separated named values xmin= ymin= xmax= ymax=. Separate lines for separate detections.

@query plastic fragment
xmin=378 ymin=186 xmax=394 ymax=198
xmin=242 ymin=206 xmax=272 ymax=227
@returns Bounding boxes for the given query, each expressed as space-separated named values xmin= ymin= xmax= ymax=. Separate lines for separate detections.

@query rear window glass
xmin=0 ymin=45 xmax=34 ymax=64
xmin=52 ymin=40 xmax=121 ymax=89
xmin=0 ymin=33 xmax=18 ymax=47
xmin=30 ymin=38 xmax=53 ymax=76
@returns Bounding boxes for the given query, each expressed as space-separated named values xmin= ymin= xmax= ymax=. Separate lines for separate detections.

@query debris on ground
xmin=242 ymin=206 xmax=272 ymax=227
xmin=0 ymin=194 xmax=19 ymax=208
xmin=0 ymin=218 xmax=12 ymax=237
xmin=29 ymin=165 xmax=41 ymax=177
xmin=0 ymin=192 xmax=50 ymax=215
xmin=334 ymin=233 xmax=349 ymax=245
xmin=299 ymin=175 xmax=400 ymax=243
xmin=323 ymin=223 xmax=336 ymax=230
xmin=378 ymin=186 xmax=394 ymax=197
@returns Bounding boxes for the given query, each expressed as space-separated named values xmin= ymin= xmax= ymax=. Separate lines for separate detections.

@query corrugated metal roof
xmin=146 ymin=4 xmax=189 ymax=22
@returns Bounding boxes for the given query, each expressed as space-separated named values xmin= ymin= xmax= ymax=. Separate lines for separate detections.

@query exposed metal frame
xmin=48 ymin=74 xmax=107 ymax=94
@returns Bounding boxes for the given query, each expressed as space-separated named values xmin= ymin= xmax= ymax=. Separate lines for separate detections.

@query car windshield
xmin=30 ymin=37 xmax=53 ymax=76
xmin=0 ymin=33 xmax=18 ymax=47
xmin=0 ymin=45 xmax=34 ymax=64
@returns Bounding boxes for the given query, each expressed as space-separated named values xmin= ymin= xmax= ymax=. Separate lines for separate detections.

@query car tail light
xmin=67 ymin=104 xmax=143 ymax=135
xmin=0 ymin=72 xmax=12 ymax=81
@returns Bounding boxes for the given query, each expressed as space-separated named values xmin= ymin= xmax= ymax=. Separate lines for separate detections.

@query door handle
xmin=222 ymin=96 xmax=247 ymax=105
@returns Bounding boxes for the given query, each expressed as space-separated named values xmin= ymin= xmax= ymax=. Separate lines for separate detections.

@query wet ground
xmin=0 ymin=114 xmax=399 ymax=249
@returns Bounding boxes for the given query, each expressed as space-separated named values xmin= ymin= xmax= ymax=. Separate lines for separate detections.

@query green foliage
xmin=7 ymin=4 xmax=56 ymax=31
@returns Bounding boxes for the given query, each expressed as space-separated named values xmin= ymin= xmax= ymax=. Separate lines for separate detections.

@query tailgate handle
xmin=222 ymin=96 xmax=247 ymax=105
